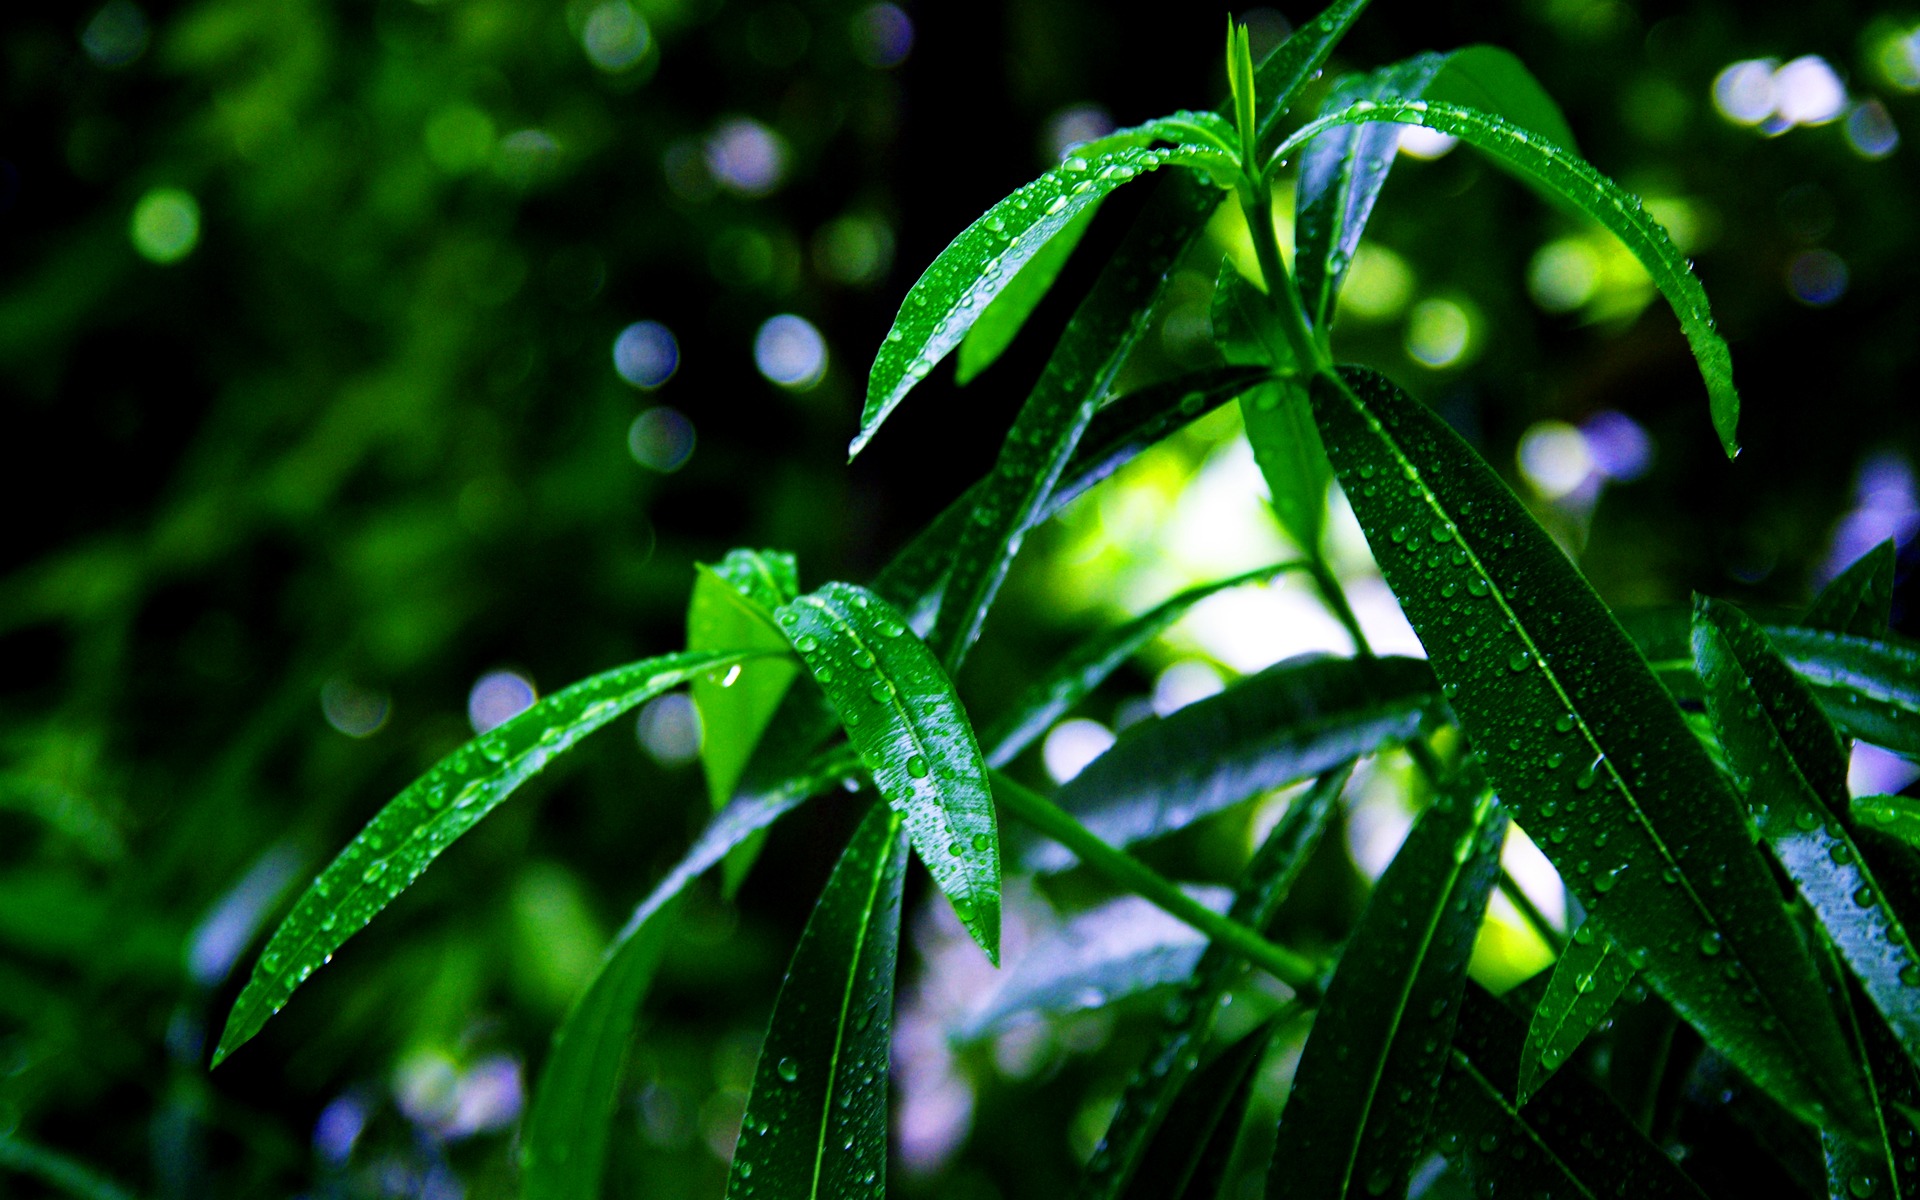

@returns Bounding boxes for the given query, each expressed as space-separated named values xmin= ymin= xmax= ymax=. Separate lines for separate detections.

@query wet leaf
xmin=1214 ymin=263 xmax=1329 ymax=554
xmin=954 ymin=201 xmax=1101 ymax=386
xmin=1308 ymin=364 xmax=1870 ymax=1137
xmin=777 ymin=582 xmax=1001 ymax=961
xmin=725 ymin=803 xmax=909 ymax=1200
xmin=1855 ymin=795 xmax=1920 ymax=852
xmin=1819 ymin=942 xmax=1920 ymax=1200
xmin=1267 ymin=787 xmax=1507 ymax=1199
xmin=1808 ymin=540 xmax=1898 ymax=638
xmin=1034 ymin=654 xmax=1432 ymax=871
xmin=1119 ymin=1020 xmax=1278 ymax=1200
xmin=1519 ymin=917 xmax=1638 ymax=1106
xmin=212 ymin=647 xmax=765 ymax=1067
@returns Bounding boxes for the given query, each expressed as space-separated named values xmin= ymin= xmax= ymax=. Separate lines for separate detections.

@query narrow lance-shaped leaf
xmin=1078 ymin=767 xmax=1350 ymax=1200
xmin=1266 ymin=787 xmax=1507 ymax=1199
xmin=1857 ymin=795 xmax=1920 ymax=852
xmin=1518 ymin=917 xmax=1638 ymax=1106
xmin=521 ymin=745 xmax=860 ymax=1200
xmin=1249 ymin=0 xmax=1376 ymax=156
xmin=212 ymin=647 xmax=762 ymax=1067
xmin=1214 ymin=262 xmax=1329 ymax=554
xmin=1808 ymin=540 xmax=1898 ymax=638
xmin=1035 ymin=654 xmax=1433 ymax=871
xmin=726 ymin=802 xmax=909 ymax=1200
xmin=1694 ymin=597 xmax=1920 ymax=1062
xmin=1307 ymin=364 xmax=1869 ymax=1136
xmin=1281 ymin=102 xmax=1741 ymax=457
xmin=1822 ymin=948 xmax=1920 ymax=1200
xmin=1119 ymin=1020 xmax=1278 ymax=1200
xmin=776 ymin=582 xmax=1001 ymax=961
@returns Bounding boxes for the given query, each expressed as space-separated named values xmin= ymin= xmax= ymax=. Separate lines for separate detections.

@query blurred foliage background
xmin=3 ymin=0 xmax=1919 ymax=1197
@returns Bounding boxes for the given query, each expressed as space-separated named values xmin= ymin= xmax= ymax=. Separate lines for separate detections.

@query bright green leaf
xmin=690 ymin=550 xmax=801 ymax=811
xmin=1518 ymin=917 xmax=1637 ymax=1106
xmin=1856 ymin=795 xmax=1920 ymax=851
xmin=955 ymin=202 xmax=1099 ymax=386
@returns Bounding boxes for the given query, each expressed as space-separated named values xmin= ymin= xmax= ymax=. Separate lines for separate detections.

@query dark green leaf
xmin=1213 ymin=262 xmax=1329 ymax=554
xmin=1856 ymin=796 xmax=1920 ymax=851
xmin=690 ymin=550 xmax=802 ymax=811
xmin=1519 ymin=918 xmax=1637 ymax=1106
xmin=1035 ymin=654 xmax=1432 ymax=871
xmin=1079 ymin=767 xmax=1350 ymax=1200
xmin=980 ymin=560 xmax=1310 ymax=767
xmin=0 ymin=1135 xmax=141 ymax=1200
xmin=726 ymin=802 xmax=909 ymax=1200
xmin=1808 ymin=541 xmax=1898 ymax=638
xmin=1308 ymin=364 xmax=1869 ymax=1137
xmin=1822 ymin=951 xmax=1920 ymax=1200
xmin=1268 ymin=787 xmax=1507 ymax=1199
xmin=521 ymin=746 xmax=859 ymax=1200
xmin=1435 ymin=984 xmax=1710 ymax=1200
xmin=213 ymin=647 xmax=764 ymax=1067
xmin=1767 ymin=627 xmax=1920 ymax=758
xmin=1119 ymin=1020 xmax=1277 ymax=1200
xmin=1694 ymin=597 xmax=1920 ymax=1064
xmin=777 ymin=582 xmax=1001 ymax=961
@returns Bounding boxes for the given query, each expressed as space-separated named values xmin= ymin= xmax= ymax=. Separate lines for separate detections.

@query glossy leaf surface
xmin=725 ymin=803 xmax=908 ymax=1200
xmin=1035 ymin=654 xmax=1431 ymax=871
xmin=1118 ymin=1020 xmax=1277 ymax=1200
xmin=1267 ymin=788 xmax=1506 ymax=1199
xmin=1695 ymin=597 xmax=1920 ymax=1062
xmin=1248 ymin=0 xmax=1376 ymax=156
xmin=1856 ymin=795 xmax=1920 ymax=851
xmin=1823 ymin=959 xmax=1920 ymax=1200
xmin=955 ymin=202 xmax=1101 ymax=386
xmin=213 ymin=647 xmax=761 ymax=1066
xmin=1808 ymin=540 xmax=1898 ymax=638
xmin=690 ymin=550 xmax=801 ymax=810
xmin=1308 ymin=364 xmax=1868 ymax=1135
xmin=777 ymin=582 xmax=1001 ymax=961
xmin=1519 ymin=918 xmax=1637 ymax=1106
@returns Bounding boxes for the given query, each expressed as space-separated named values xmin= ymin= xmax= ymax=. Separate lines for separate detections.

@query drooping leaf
xmin=776 ymin=582 xmax=1001 ymax=961
xmin=980 ymin=559 xmax=1310 ymax=767
xmin=1034 ymin=654 xmax=1433 ymax=871
xmin=1518 ymin=917 xmax=1638 ymax=1106
xmin=1307 ymin=364 xmax=1869 ymax=1137
xmin=725 ymin=802 xmax=909 ymax=1200
xmin=690 ymin=550 xmax=802 ymax=810
xmin=212 ymin=647 xmax=765 ymax=1066
xmin=0 ymin=1134 xmax=141 ymax=1200
xmin=1119 ymin=1020 xmax=1278 ymax=1200
xmin=1266 ymin=787 xmax=1507 ymax=1199
xmin=1694 ymin=597 xmax=1920 ymax=1064
xmin=1422 ymin=46 xmax=1579 ymax=153
xmin=1281 ymin=100 xmax=1741 ymax=456
xmin=1808 ymin=540 xmax=1898 ymax=638
xmin=520 ymin=746 xmax=859 ymax=1200
xmin=1434 ymin=984 xmax=1710 ymax=1200
xmin=1079 ymin=768 xmax=1350 ymax=1200
xmin=1856 ymin=795 xmax=1920 ymax=852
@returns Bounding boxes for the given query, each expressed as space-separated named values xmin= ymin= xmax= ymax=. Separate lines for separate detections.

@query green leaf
xmin=211 ymin=647 xmax=764 ymax=1067
xmin=1435 ymin=984 xmax=1710 ymax=1200
xmin=1307 ymin=364 xmax=1869 ymax=1137
xmin=726 ymin=802 xmax=909 ymax=1200
xmin=1808 ymin=540 xmax=1898 ymax=638
xmin=1119 ymin=1019 xmax=1277 ymax=1200
xmin=521 ymin=745 xmax=859 ymax=1200
xmin=1694 ymin=597 xmax=1920 ymax=1064
xmin=1282 ymin=100 xmax=1741 ymax=457
xmin=1856 ymin=795 xmax=1920 ymax=851
xmin=1079 ymin=768 xmax=1350 ymax=1200
xmin=691 ymin=550 xmax=802 ymax=810
xmin=979 ymin=560 xmax=1310 ymax=767
xmin=0 ymin=1135 xmax=141 ymax=1200
xmin=1228 ymin=18 xmax=1259 ymax=167
xmin=777 ymin=582 xmax=1001 ymax=961
xmin=1821 ymin=949 xmax=1920 ymax=1200
xmin=954 ymin=201 xmax=1100 ymax=386
xmin=1268 ymin=787 xmax=1507 ymax=1199
xmin=1423 ymin=46 xmax=1579 ymax=152
xmin=1035 ymin=654 xmax=1433 ymax=871
xmin=1249 ymin=0 xmax=1377 ymax=157
xmin=1518 ymin=917 xmax=1638 ymax=1106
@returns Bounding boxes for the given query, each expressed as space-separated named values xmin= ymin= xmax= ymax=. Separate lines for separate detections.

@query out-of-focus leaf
xmin=1078 ymin=767 xmax=1351 ymax=1200
xmin=1435 ymin=985 xmax=1710 ymax=1200
xmin=1213 ymin=263 xmax=1329 ymax=554
xmin=1308 ymin=364 xmax=1870 ymax=1137
xmin=1856 ymin=795 xmax=1920 ymax=851
xmin=1808 ymin=541 xmax=1898 ymax=638
xmin=725 ymin=803 xmax=908 ymax=1200
xmin=212 ymin=647 xmax=764 ymax=1067
xmin=777 ymin=583 xmax=1001 ymax=961
xmin=1119 ymin=1020 xmax=1278 ymax=1200
xmin=980 ymin=560 xmax=1309 ymax=767
xmin=521 ymin=745 xmax=859 ymax=1200
xmin=1267 ymin=787 xmax=1507 ymax=1199
xmin=1695 ymin=597 xmax=1920 ymax=1063
xmin=0 ymin=1134 xmax=140 ymax=1200
xmin=1034 ymin=654 xmax=1432 ymax=871
xmin=1518 ymin=917 xmax=1637 ymax=1106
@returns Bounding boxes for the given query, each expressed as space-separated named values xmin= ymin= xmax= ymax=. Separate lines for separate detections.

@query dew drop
xmin=777 ymin=1056 xmax=799 ymax=1082
xmin=906 ymin=755 xmax=930 ymax=779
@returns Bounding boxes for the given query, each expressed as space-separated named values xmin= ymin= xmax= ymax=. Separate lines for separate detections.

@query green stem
xmin=1239 ymin=178 xmax=1325 ymax=374
xmin=989 ymin=769 xmax=1324 ymax=996
xmin=1307 ymin=557 xmax=1373 ymax=660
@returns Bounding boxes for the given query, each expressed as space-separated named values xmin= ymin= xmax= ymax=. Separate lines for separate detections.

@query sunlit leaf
xmin=1695 ymin=597 xmax=1920 ymax=1064
xmin=1119 ymin=1019 xmax=1277 ymax=1200
xmin=954 ymin=201 xmax=1101 ymax=386
xmin=521 ymin=746 xmax=859 ymax=1200
xmin=1308 ymin=364 xmax=1869 ymax=1136
xmin=777 ymin=582 xmax=1001 ymax=961
xmin=212 ymin=647 xmax=765 ymax=1066
xmin=1034 ymin=654 xmax=1432 ymax=871
xmin=725 ymin=802 xmax=908 ymax=1200
xmin=1268 ymin=787 xmax=1507 ymax=1199
xmin=1808 ymin=540 xmax=1898 ymax=638
xmin=1518 ymin=917 xmax=1637 ymax=1106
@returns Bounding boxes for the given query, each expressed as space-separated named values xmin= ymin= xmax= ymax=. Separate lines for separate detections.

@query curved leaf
xmin=1767 ymin=626 xmax=1920 ymax=757
xmin=521 ymin=746 xmax=859 ymax=1200
xmin=691 ymin=550 xmax=801 ymax=810
xmin=212 ymin=647 xmax=763 ymax=1067
xmin=1694 ymin=597 xmax=1920 ymax=1064
xmin=726 ymin=802 xmax=909 ymax=1200
xmin=1307 ymin=364 xmax=1868 ymax=1137
xmin=777 ymin=582 xmax=1001 ymax=961
xmin=1518 ymin=918 xmax=1637 ymax=1106
xmin=1282 ymin=101 xmax=1740 ymax=456
xmin=1267 ymin=787 xmax=1507 ymax=1199
xmin=1119 ymin=1020 xmax=1278 ymax=1200
xmin=1035 ymin=654 xmax=1432 ymax=871
xmin=1809 ymin=540 xmax=1898 ymax=638
xmin=1856 ymin=795 xmax=1920 ymax=851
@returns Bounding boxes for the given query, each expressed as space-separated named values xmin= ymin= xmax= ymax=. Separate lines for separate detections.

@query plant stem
xmin=1307 ymin=556 xmax=1374 ymax=659
xmin=989 ymin=768 xmax=1324 ymax=996
xmin=1239 ymin=178 xmax=1325 ymax=374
